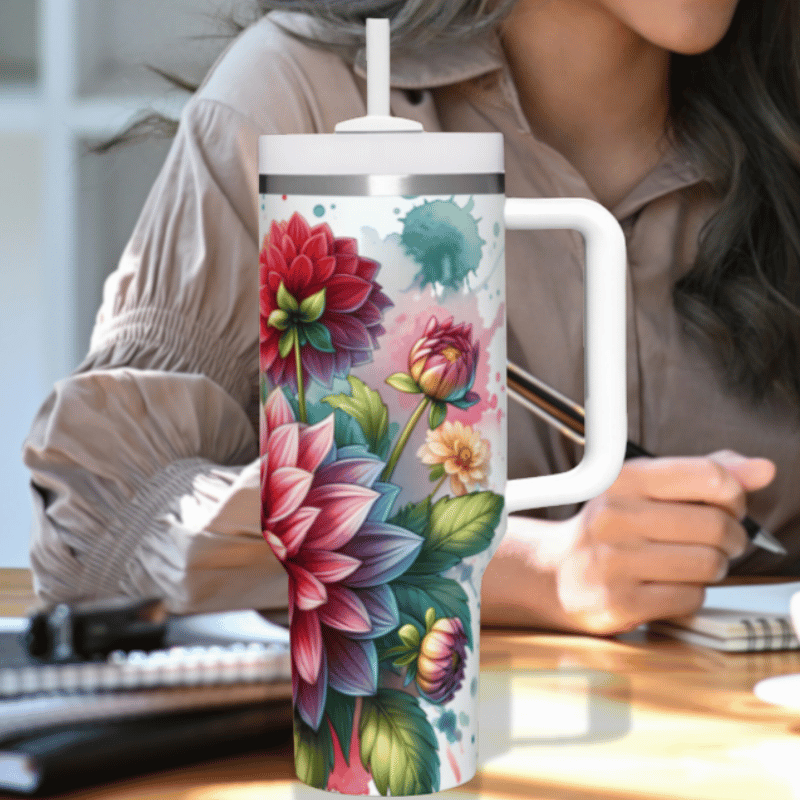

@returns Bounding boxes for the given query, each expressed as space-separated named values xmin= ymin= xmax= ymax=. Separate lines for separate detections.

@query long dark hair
xmin=670 ymin=0 xmax=800 ymax=406
xmin=109 ymin=0 xmax=800 ymax=407
xmin=251 ymin=0 xmax=515 ymax=56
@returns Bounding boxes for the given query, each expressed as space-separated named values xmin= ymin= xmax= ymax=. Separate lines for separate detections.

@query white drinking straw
xmin=366 ymin=18 xmax=390 ymax=118
xmin=335 ymin=18 xmax=422 ymax=132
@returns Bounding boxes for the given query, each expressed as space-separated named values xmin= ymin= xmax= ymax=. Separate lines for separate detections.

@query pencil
xmin=506 ymin=360 xmax=786 ymax=556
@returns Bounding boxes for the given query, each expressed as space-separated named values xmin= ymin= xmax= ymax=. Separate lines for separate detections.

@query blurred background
xmin=0 ymin=0 xmax=250 ymax=567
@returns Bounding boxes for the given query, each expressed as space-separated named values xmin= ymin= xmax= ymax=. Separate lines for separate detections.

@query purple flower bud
xmin=415 ymin=617 xmax=468 ymax=704
xmin=408 ymin=316 xmax=480 ymax=409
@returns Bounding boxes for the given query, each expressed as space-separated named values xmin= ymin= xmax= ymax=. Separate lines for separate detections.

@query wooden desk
xmin=0 ymin=569 xmax=38 ymax=616
xmin=3 ymin=569 xmax=800 ymax=800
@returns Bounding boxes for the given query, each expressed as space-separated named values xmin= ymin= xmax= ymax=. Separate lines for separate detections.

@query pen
xmin=506 ymin=360 xmax=787 ymax=556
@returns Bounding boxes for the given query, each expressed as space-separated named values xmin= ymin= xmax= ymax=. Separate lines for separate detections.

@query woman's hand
xmin=550 ymin=450 xmax=776 ymax=634
xmin=482 ymin=450 xmax=776 ymax=635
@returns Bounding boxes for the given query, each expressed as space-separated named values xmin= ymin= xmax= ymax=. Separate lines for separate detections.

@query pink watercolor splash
xmin=450 ymin=300 xmax=505 ymax=431
xmin=326 ymin=698 xmax=372 ymax=794
xmin=446 ymin=747 xmax=461 ymax=785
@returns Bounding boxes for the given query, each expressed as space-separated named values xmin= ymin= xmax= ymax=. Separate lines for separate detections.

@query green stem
xmin=429 ymin=473 xmax=447 ymax=499
xmin=294 ymin=332 xmax=307 ymax=423
xmin=381 ymin=396 xmax=430 ymax=482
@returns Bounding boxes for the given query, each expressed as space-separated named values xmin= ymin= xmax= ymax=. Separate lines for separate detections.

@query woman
xmin=23 ymin=0 xmax=800 ymax=634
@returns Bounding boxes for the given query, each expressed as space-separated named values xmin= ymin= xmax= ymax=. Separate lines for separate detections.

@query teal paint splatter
xmin=459 ymin=712 xmax=470 ymax=726
xmin=400 ymin=197 xmax=485 ymax=290
xmin=313 ymin=204 xmax=325 ymax=217
xmin=436 ymin=710 xmax=462 ymax=743
xmin=470 ymin=677 xmax=478 ymax=696
xmin=493 ymin=221 xmax=500 ymax=237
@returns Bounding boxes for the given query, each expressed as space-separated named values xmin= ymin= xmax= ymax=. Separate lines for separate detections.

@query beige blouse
xmin=23 ymin=12 xmax=800 ymax=613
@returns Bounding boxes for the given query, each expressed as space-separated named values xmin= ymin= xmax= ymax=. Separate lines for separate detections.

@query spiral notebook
xmin=0 ymin=611 xmax=293 ymax=741
xmin=648 ymin=581 xmax=800 ymax=652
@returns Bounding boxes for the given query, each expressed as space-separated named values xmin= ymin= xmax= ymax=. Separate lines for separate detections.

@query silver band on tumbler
xmin=259 ymin=173 xmax=504 ymax=196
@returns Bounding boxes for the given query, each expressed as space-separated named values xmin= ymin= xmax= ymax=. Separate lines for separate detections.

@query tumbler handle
xmin=504 ymin=197 xmax=627 ymax=512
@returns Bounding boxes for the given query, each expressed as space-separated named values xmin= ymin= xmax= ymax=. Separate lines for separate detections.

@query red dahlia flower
xmin=262 ymin=388 xmax=423 ymax=730
xmin=260 ymin=212 xmax=392 ymax=390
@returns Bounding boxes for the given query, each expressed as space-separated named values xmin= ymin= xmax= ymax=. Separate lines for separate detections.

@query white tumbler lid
xmin=258 ymin=132 xmax=503 ymax=177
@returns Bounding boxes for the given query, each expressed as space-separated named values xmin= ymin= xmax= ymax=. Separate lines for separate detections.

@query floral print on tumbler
xmin=259 ymin=192 xmax=507 ymax=795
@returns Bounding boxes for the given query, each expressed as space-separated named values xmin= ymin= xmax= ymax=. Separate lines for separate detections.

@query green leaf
xmin=383 ymin=644 xmax=409 ymax=659
xmin=428 ymin=401 xmax=447 ymax=429
xmin=395 ymin=492 xmax=503 ymax=576
xmin=304 ymin=321 xmax=335 ymax=353
xmin=299 ymin=287 xmax=326 ymax=322
xmin=425 ymin=607 xmax=436 ymax=632
xmin=294 ymin=711 xmax=334 ymax=789
xmin=377 ymin=610 xmax=429 ymax=672
xmin=267 ymin=308 xmax=290 ymax=331
xmin=359 ymin=689 xmax=440 ymax=795
xmin=391 ymin=574 xmax=473 ymax=648
xmin=407 ymin=549 xmax=461 ymax=575
xmin=322 ymin=377 xmax=392 ymax=460
xmin=324 ymin=689 xmax=356 ymax=766
xmin=428 ymin=463 xmax=445 ymax=481
xmin=392 ymin=651 xmax=419 ymax=668
xmin=283 ymin=397 xmax=392 ymax=458
xmin=425 ymin=491 xmax=503 ymax=562
xmin=386 ymin=372 xmax=422 ymax=394
xmin=277 ymin=281 xmax=299 ymax=312
xmin=278 ymin=328 xmax=297 ymax=359
xmin=388 ymin=496 xmax=431 ymax=538
xmin=398 ymin=623 xmax=421 ymax=648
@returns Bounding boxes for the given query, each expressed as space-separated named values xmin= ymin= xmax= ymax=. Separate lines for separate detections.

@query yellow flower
xmin=417 ymin=420 xmax=491 ymax=496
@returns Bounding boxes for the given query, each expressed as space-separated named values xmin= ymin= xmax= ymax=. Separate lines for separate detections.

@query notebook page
xmin=703 ymin=581 xmax=800 ymax=614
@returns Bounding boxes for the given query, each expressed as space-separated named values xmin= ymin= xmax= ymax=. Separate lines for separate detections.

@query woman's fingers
xmin=610 ymin=451 xmax=774 ymax=521
xmin=612 ymin=540 xmax=731 ymax=583
xmin=707 ymin=449 xmax=776 ymax=492
xmin=584 ymin=494 xmax=747 ymax=557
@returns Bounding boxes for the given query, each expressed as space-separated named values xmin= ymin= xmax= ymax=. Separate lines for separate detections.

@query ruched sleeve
xmin=22 ymin=93 xmax=298 ymax=614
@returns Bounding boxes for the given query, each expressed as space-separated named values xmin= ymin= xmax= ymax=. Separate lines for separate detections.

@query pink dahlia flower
xmin=261 ymin=388 xmax=423 ymax=730
xmin=408 ymin=316 xmax=480 ymax=408
xmin=415 ymin=617 xmax=468 ymax=704
xmin=260 ymin=212 xmax=392 ymax=390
